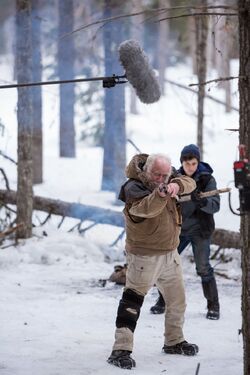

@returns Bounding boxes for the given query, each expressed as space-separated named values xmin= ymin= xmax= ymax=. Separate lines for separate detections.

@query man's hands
xmin=158 ymin=182 xmax=180 ymax=198
xmin=191 ymin=190 xmax=208 ymax=207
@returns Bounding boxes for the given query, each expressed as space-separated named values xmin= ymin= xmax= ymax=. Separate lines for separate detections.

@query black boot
xmin=150 ymin=290 xmax=165 ymax=314
xmin=202 ymin=278 xmax=220 ymax=320
xmin=163 ymin=340 xmax=199 ymax=356
xmin=107 ymin=350 xmax=136 ymax=369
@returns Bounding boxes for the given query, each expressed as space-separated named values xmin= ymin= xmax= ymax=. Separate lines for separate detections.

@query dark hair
xmin=181 ymin=153 xmax=199 ymax=162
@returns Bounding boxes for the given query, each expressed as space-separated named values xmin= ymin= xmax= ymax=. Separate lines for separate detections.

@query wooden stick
xmin=178 ymin=187 xmax=231 ymax=202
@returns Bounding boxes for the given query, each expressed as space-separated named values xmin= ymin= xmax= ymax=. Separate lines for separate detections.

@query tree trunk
xmin=15 ymin=0 xmax=33 ymax=238
xmin=156 ymin=0 xmax=169 ymax=95
xmin=188 ymin=16 xmax=197 ymax=75
xmin=238 ymin=1 xmax=250 ymax=373
xmin=31 ymin=0 xmax=43 ymax=184
xmin=214 ymin=10 xmax=232 ymax=112
xmin=58 ymin=0 xmax=75 ymax=157
xmin=102 ymin=0 xmax=126 ymax=195
xmin=206 ymin=16 xmax=214 ymax=72
xmin=102 ymin=1 xmax=116 ymax=192
xmin=224 ymin=53 xmax=232 ymax=113
xmin=129 ymin=0 xmax=143 ymax=115
xmin=195 ymin=0 xmax=208 ymax=160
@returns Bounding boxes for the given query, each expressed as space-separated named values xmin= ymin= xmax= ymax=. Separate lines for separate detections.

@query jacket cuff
xmin=171 ymin=179 xmax=184 ymax=194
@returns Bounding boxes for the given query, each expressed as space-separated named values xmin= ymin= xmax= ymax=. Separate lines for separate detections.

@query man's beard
xmin=151 ymin=177 xmax=170 ymax=189
xmin=151 ymin=181 xmax=160 ymax=189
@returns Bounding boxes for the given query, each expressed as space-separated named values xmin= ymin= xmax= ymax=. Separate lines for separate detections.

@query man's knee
xmin=116 ymin=288 xmax=144 ymax=332
xmin=199 ymin=273 xmax=214 ymax=283
xmin=196 ymin=265 xmax=214 ymax=281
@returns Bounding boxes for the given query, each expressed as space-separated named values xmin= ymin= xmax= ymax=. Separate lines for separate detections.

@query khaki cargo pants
xmin=112 ymin=249 xmax=186 ymax=351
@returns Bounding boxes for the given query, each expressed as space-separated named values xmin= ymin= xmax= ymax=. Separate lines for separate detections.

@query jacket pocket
xmin=127 ymin=215 xmax=161 ymax=237
xmin=174 ymin=251 xmax=181 ymax=265
xmin=127 ymin=254 xmax=156 ymax=288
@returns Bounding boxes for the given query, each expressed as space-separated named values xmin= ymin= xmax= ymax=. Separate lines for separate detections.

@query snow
xmin=0 ymin=56 xmax=243 ymax=374
xmin=0 ymin=235 xmax=242 ymax=375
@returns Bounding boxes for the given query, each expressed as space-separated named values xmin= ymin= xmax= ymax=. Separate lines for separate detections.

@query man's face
xmin=149 ymin=160 xmax=171 ymax=185
xmin=182 ymin=158 xmax=198 ymax=176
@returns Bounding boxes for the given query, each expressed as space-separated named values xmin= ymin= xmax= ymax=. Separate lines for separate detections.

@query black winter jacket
xmin=178 ymin=162 xmax=220 ymax=239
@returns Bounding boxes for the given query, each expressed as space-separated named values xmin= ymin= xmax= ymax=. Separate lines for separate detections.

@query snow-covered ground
xmin=0 ymin=231 xmax=242 ymax=375
xmin=0 ymin=56 xmax=243 ymax=374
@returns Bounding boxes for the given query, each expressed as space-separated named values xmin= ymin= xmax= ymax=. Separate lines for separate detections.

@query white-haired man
xmin=107 ymin=153 xmax=198 ymax=370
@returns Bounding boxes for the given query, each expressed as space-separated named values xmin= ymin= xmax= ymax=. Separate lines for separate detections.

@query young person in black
xmin=150 ymin=144 xmax=221 ymax=320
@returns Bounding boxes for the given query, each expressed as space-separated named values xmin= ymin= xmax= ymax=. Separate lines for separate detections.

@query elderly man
xmin=151 ymin=144 xmax=221 ymax=320
xmin=107 ymin=153 xmax=198 ymax=370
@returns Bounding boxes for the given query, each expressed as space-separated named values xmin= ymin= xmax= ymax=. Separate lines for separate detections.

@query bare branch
xmin=68 ymin=221 xmax=82 ymax=233
xmin=61 ymin=10 xmax=149 ymax=38
xmin=127 ymin=139 xmax=142 ymax=153
xmin=0 ymin=151 xmax=17 ymax=165
xmin=1 ymin=204 xmax=16 ymax=214
xmin=61 ymin=5 xmax=238 ymax=38
xmin=40 ymin=212 xmax=52 ymax=226
xmin=165 ymin=78 xmax=239 ymax=112
xmin=68 ymin=222 xmax=100 ymax=234
xmin=189 ymin=75 xmax=246 ymax=87
xmin=1 ymin=242 xmax=17 ymax=250
xmin=214 ymin=270 xmax=239 ymax=281
xmin=0 ymin=168 xmax=10 ymax=190
xmin=79 ymin=222 xmax=97 ymax=234
xmin=210 ymin=246 xmax=222 ymax=260
xmin=142 ymin=8 xmax=169 ymax=24
xmin=57 ymin=216 xmax=65 ymax=229
xmin=157 ymin=12 xmax=237 ymax=23
xmin=109 ymin=229 xmax=125 ymax=247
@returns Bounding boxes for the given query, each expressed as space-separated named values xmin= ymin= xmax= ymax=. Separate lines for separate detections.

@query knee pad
xmin=116 ymin=289 xmax=144 ymax=332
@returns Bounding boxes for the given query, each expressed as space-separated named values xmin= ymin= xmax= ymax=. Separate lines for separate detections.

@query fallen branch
xmin=0 ymin=189 xmax=124 ymax=227
xmin=0 ymin=189 xmax=240 ymax=249
xmin=0 ymin=223 xmax=23 ymax=238
xmin=214 ymin=270 xmax=239 ymax=281
xmin=211 ymin=228 xmax=241 ymax=249
xmin=1 ymin=242 xmax=17 ymax=250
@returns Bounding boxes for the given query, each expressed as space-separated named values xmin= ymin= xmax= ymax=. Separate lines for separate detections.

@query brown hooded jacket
xmin=119 ymin=154 xmax=196 ymax=255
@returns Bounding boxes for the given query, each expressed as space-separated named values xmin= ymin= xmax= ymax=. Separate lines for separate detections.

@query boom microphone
xmin=118 ymin=39 xmax=161 ymax=104
xmin=0 ymin=39 xmax=161 ymax=105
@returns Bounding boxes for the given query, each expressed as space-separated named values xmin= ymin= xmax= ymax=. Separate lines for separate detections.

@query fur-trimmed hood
xmin=119 ymin=154 xmax=153 ymax=203
xmin=125 ymin=153 xmax=148 ymax=179
xmin=125 ymin=153 xmax=169 ymax=192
